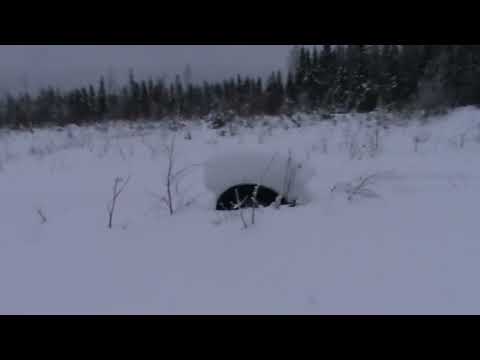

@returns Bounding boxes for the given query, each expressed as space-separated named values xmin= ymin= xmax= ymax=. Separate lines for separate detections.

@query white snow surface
xmin=1 ymin=108 xmax=480 ymax=314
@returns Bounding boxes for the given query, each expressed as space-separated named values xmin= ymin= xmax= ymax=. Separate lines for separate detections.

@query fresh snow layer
xmin=1 ymin=108 xmax=480 ymax=314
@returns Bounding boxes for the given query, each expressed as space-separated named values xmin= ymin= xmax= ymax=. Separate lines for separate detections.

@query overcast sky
xmin=0 ymin=45 xmax=296 ymax=93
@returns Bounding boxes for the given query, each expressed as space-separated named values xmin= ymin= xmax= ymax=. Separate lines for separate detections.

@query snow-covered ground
xmin=1 ymin=108 xmax=480 ymax=315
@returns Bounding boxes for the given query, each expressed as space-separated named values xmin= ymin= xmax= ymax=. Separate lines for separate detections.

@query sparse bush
xmin=331 ymin=171 xmax=397 ymax=202
xmin=107 ymin=175 xmax=131 ymax=229
xmin=117 ymin=146 xmax=127 ymax=161
xmin=36 ymin=208 xmax=48 ymax=225
xmin=342 ymin=124 xmax=364 ymax=160
xmin=159 ymin=135 xmax=200 ymax=215
xmin=366 ymin=123 xmax=381 ymax=158
xmin=320 ymin=137 xmax=329 ymax=154
xmin=287 ymin=114 xmax=302 ymax=128
xmin=449 ymin=132 xmax=468 ymax=150
xmin=208 ymin=111 xmax=235 ymax=130
xmin=413 ymin=132 xmax=431 ymax=153
xmin=281 ymin=150 xmax=298 ymax=201
xmin=320 ymin=112 xmax=334 ymax=121
xmin=474 ymin=125 xmax=480 ymax=144
xmin=141 ymin=136 xmax=162 ymax=159
xmin=228 ymin=184 xmax=262 ymax=229
xmin=227 ymin=121 xmax=238 ymax=137
xmin=217 ymin=129 xmax=227 ymax=137
xmin=97 ymin=138 xmax=112 ymax=158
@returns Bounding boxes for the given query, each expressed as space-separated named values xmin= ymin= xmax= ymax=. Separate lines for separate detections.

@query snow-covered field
xmin=1 ymin=108 xmax=480 ymax=315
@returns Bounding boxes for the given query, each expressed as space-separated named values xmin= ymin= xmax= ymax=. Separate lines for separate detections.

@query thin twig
xmin=234 ymin=188 xmax=249 ymax=229
xmin=107 ymin=175 xmax=131 ymax=229
xmin=36 ymin=208 xmax=47 ymax=224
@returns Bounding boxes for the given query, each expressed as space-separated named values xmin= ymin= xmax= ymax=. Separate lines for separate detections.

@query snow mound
xmin=204 ymin=150 xmax=315 ymax=205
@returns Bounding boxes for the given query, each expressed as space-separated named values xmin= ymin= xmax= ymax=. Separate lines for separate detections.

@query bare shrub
xmin=413 ymin=132 xmax=431 ymax=153
xmin=257 ymin=129 xmax=267 ymax=144
xmin=273 ymin=194 xmax=285 ymax=209
xmin=98 ymin=138 xmax=112 ymax=158
xmin=127 ymin=144 xmax=135 ymax=157
xmin=449 ymin=132 xmax=468 ymax=150
xmin=229 ymin=185 xmax=262 ymax=230
xmin=234 ymin=188 xmax=249 ymax=229
xmin=331 ymin=171 xmax=397 ymax=202
xmin=474 ymin=125 xmax=480 ymax=144
xmin=141 ymin=136 xmax=162 ymax=159
xmin=29 ymin=145 xmax=47 ymax=159
xmin=118 ymin=146 xmax=127 ymax=161
xmin=228 ymin=121 xmax=238 ymax=137
xmin=0 ymin=136 xmax=15 ymax=168
xmin=287 ymin=114 xmax=302 ymax=128
xmin=342 ymin=124 xmax=364 ymax=160
xmin=366 ymin=123 xmax=382 ymax=158
xmin=450 ymin=123 xmax=480 ymax=149
xmin=159 ymin=135 xmax=200 ymax=215
xmin=282 ymin=150 xmax=297 ymax=202
xmin=320 ymin=137 xmax=329 ymax=154
xmin=208 ymin=111 xmax=235 ymax=130
xmin=107 ymin=175 xmax=131 ymax=229
xmin=163 ymin=136 xmax=176 ymax=216
xmin=36 ymin=208 xmax=48 ymax=224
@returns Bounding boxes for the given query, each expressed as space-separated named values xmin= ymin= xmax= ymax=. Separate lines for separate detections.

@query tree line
xmin=287 ymin=45 xmax=480 ymax=114
xmin=2 ymin=45 xmax=480 ymax=129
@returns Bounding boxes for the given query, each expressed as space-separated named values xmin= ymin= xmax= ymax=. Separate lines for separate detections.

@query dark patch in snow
xmin=216 ymin=184 xmax=291 ymax=211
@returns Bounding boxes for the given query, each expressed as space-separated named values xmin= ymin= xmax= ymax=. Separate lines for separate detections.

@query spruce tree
xmin=140 ymin=80 xmax=150 ymax=119
xmin=285 ymin=71 xmax=297 ymax=111
xmin=98 ymin=76 xmax=108 ymax=119
xmin=88 ymin=85 xmax=97 ymax=119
